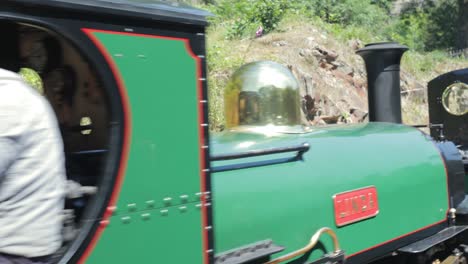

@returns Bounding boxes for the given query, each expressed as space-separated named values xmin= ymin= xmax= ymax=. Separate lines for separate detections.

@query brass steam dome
xmin=224 ymin=61 xmax=302 ymax=133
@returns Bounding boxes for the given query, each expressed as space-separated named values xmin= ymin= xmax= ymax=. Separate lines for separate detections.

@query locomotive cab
xmin=0 ymin=19 xmax=115 ymax=260
xmin=1 ymin=1 xmax=213 ymax=263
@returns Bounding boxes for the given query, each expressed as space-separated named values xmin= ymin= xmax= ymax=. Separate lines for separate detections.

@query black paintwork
xmin=4 ymin=0 xmax=211 ymax=26
xmin=436 ymin=141 xmax=466 ymax=208
xmin=304 ymin=250 xmax=346 ymax=264
xmin=398 ymin=226 xmax=468 ymax=254
xmin=211 ymin=143 xmax=310 ymax=172
xmin=0 ymin=2 xmax=212 ymax=262
xmin=428 ymin=68 xmax=468 ymax=147
xmin=346 ymin=222 xmax=447 ymax=264
xmin=357 ymin=42 xmax=408 ymax=124
xmin=211 ymin=142 xmax=310 ymax=161
xmin=214 ymin=240 xmax=285 ymax=264
xmin=456 ymin=196 xmax=468 ymax=225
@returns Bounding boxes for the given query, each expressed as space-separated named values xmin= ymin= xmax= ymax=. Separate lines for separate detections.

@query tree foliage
xmin=458 ymin=0 xmax=468 ymax=49
xmin=390 ymin=0 xmax=463 ymax=51
xmin=206 ymin=0 xmax=464 ymax=51
xmin=294 ymin=0 xmax=388 ymax=27
xmin=209 ymin=0 xmax=288 ymax=39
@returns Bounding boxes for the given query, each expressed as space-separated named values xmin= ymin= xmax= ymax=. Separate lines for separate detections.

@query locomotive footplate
xmin=214 ymin=240 xmax=285 ymax=264
xmin=302 ymin=250 xmax=346 ymax=264
xmin=398 ymin=226 xmax=468 ymax=254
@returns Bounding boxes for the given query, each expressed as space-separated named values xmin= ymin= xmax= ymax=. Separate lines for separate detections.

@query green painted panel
xmin=89 ymin=202 xmax=203 ymax=263
xmin=212 ymin=123 xmax=448 ymax=262
xmin=86 ymin=32 xmax=204 ymax=263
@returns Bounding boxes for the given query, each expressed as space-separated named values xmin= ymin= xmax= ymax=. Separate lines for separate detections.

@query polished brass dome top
xmin=224 ymin=61 xmax=302 ymax=133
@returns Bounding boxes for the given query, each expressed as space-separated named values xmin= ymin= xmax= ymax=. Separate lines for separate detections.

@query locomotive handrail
xmin=210 ymin=142 xmax=310 ymax=172
xmin=68 ymin=149 xmax=108 ymax=156
xmin=63 ymin=124 xmax=94 ymax=132
xmin=265 ymin=227 xmax=341 ymax=264
xmin=211 ymin=142 xmax=310 ymax=161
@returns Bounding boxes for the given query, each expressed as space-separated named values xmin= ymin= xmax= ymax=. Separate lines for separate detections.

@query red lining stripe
xmin=188 ymin=35 xmax=210 ymax=264
xmin=79 ymin=28 xmax=132 ymax=264
xmin=347 ymin=127 xmax=450 ymax=259
xmin=433 ymin=142 xmax=452 ymax=210
xmin=79 ymin=28 xmax=208 ymax=264
xmin=408 ymin=125 xmax=451 ymax=209
xmin=347 ymin=219 xmax=446 ymax=258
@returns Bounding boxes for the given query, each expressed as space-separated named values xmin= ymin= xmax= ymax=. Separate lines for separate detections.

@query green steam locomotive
xmin=1 ymin=0 xmax=467 ymax=263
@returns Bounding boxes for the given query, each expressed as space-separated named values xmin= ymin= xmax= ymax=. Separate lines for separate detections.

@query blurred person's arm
xmin=0 ymin=71 xmax=39 ymax=184
xmin=0 ymin=108 xmax=18 ymax=182
xmin=0 ymin=136 xmax=16 ymax=181
xmin=0 ymin=84 xmax=20 ymax=182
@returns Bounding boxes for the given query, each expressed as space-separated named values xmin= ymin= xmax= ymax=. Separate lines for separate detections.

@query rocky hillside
xmin=207 ymin=17 xmax=467 ymax=131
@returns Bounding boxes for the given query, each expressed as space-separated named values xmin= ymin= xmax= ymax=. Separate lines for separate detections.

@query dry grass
xmin=206 ymin=16 xmax=468 ymax=130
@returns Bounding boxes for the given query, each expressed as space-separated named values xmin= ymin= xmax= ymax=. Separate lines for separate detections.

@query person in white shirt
xmin=0 ymin=20 xmax=66 ymax=264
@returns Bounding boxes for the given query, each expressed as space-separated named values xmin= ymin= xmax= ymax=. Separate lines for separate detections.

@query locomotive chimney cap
xmin=357 ymin=42 xmax=408 ymax=53
xmin=356 ymin=41 xmax=408 ymax=123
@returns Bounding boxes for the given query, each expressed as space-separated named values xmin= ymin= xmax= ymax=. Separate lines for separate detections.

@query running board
xmin=214 ymin=240 xmax=284 ymax=264
xmin=398 ymin=226 xmax=468 ymax=254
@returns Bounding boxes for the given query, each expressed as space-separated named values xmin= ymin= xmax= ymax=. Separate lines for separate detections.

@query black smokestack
xmin=357 ymin=42 xmax=408 ymax=123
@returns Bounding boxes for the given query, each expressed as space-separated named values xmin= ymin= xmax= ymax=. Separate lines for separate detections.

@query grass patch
xmin=205 ymin=3 xmax=467 ymax=130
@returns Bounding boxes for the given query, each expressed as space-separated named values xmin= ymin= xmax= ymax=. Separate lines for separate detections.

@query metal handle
xmin=211 ymin=142 xmax=310 ymax=172
xmin=68 ymin=149 xmax=108 ymax=156
xmin=265 ymin=227 xmax=340 ymax=264
xmin=211 ymin=142 xmax=310 ymax=161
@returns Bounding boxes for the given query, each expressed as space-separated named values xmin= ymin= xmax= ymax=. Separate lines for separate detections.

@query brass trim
xmin=264 ymin=227 xmax=340 ymax=264
xmin=441 ymin=82 xmax=468 ymax=116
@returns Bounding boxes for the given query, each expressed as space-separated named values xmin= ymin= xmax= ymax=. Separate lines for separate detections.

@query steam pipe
xmin=357 ymin=42 xmax=408 ymax=123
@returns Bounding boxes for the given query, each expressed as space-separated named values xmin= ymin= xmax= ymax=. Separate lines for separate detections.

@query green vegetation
xmin=207 ymin=0 xmax=288 ymax=39
xmin=388 ymin=0 xmax=461 ymax=51
xmin=204 ymin=0 xmax=465 ymax=51
xmin=196 ymin=0 xmax=467 ymax=130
